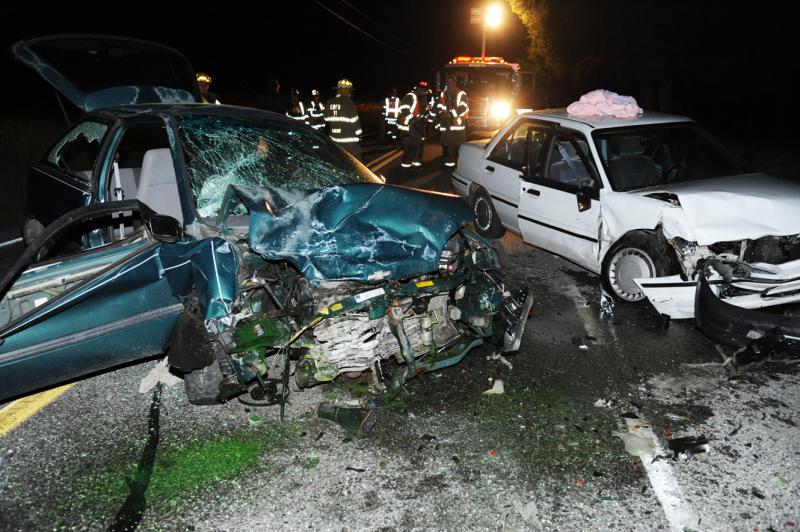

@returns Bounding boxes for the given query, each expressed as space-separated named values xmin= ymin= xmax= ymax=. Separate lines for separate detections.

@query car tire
xmin=602 ymin=233 xmax=678 ymax=303
xmin=184 ymin=362 xmax=224 ymax=405
xmin=470 ymin=188 xmax=505 ymax=239
xmin=22 ymin=217 xmax=45 ymax=246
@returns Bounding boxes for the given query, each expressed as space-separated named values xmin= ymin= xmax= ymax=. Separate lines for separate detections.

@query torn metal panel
xmin=159 ymin=237 xmax=239 ymax=321
xmin=226 ymin=184 xmax=473 ymax=283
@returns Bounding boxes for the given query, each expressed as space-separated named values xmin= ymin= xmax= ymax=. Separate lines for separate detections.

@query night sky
xmin=1 ymin=1 xmax=797 ymax=135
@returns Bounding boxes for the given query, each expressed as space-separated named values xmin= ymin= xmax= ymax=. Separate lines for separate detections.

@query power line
xmin=338 ymin=0 xmax=413 ymax=49
xmin=313 ymin=0 xmax=407 ymax=54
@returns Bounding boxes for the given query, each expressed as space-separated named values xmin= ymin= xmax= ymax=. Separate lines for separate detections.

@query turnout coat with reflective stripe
xmin=438 ymin=89 xmax=469 ymax=132
xmin=323 ymin=93 xmax=362 ymax=144
xmin=307 ymin=100 xmax=326 ymax=129
xmin=397 ymin=92 xmax=419 ymax=133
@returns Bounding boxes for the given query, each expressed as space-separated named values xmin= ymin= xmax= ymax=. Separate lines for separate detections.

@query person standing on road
xmin=397 ymin=85 xmax=426 ymax=168
xmin=382 ymin=89 xmax=400 ymax=141
xmin=439 ymin=75 xmax=469 ymax=168
xmin=306 ymin=89 xmax=326 ymax=131
xmin=196 ymin=72 xmax=221 ymax=104
xmin=286 ymin=87 xmax=308 ymax=123
xmin=324 ymin=79 xmax=363 ymax=160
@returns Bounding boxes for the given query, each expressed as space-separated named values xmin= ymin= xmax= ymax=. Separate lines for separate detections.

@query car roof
xmin=89 ymin=103 xmax=294 ymax=123
xmin=521 ymin=108 xmax=693 ymax=131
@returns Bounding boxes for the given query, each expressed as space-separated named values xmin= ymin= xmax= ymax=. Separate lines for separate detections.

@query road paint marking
xmin=369 ymin=149 xmax=402 ymax=172
xmin=624 ymin=418 xmax=701 ymax=531
xmin=366 ymin=147 xmax=400 ymax=168
xmin=565 ymin=284 xmax=607 ymax=345
xmin=0 ymin=384 xmax=74 ymax=437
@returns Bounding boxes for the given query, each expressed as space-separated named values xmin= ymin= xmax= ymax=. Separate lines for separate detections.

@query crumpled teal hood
xmin=221 ymin=184 xmax=473 ymax=282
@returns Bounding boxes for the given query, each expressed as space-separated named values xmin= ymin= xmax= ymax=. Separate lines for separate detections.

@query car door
xmin=480 ymin=119 xmax=551 ymax=230
xmin=518 ymin=130 xmax=603 ymax=272
xmin=27 ymin=118 xmax=113 ymax=227
xmin=0 ymin=201 xmax=184 ymax=401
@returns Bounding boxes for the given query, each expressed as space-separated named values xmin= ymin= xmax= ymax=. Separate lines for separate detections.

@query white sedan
xmin=452 ymin=109 xmax=800 ymax=319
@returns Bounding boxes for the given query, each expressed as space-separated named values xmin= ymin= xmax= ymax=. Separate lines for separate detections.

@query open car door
xmin=0 ymin=201 xmax=184 ymax=401
xmin=12 ymin=35 xmax=200 ymax=111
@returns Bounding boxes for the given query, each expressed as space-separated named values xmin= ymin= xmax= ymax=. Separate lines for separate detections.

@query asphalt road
xmin=1 ymin=139 xmax=799 ymax=531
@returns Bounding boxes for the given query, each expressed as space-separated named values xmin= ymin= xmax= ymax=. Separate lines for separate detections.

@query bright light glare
xmin=490 ymin=100 xmax=511 ymax=120
xmin=485 ymin=4 xmax=502 ymax=27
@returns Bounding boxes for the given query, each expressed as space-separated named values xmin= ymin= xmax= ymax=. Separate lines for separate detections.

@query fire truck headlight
xmin=490 ymin=100 xmax=511 ymax=120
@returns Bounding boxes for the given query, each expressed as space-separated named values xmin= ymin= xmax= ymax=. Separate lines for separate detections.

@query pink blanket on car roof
xmin=567 ymin=89 xmax=643 ymax=118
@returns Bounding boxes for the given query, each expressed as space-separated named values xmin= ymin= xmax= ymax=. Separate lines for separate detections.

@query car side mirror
xmin=577 ymin=178 xmax=597 ymax=212
xmin=146 ymin=214 xmax=183 ymax=243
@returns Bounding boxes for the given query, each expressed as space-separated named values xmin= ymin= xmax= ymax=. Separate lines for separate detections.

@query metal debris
xmin=667 ymin=435 xmax=709 ymax=460
xmin=486 ymin=352 xmax=514 ymax=371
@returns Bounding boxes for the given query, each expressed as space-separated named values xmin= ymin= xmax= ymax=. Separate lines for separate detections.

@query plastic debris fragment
xmin=139 ymin=356 xmax=182 ymax=393
xmin=514 ymin=500 xmax=544 ymax=532
xmin=667 ymin=435 xmax=709 ymax=460
xmin=613 ymin=431 xmax=656 ymax=456
xmin=483 ymin=380 xmax=505 ymax=395
xmin=594 ymin=398 xmax=612 ymax=408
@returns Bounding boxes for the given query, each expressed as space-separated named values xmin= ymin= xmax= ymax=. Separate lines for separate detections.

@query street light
xmin=482 ymin=3 xmax=502 ymax=59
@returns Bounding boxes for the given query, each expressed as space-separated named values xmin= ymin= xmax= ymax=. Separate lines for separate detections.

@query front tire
xmin=470 ymin=188 xmax=505 ymax=239
xmin=184 ymin=363 xmax=224 ymax=405
xmin=602 ymin=233 xmax=678 ymax=302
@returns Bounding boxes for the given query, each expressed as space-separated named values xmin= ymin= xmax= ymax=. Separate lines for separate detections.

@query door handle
xmin=485 ymin=165 xmax=495 ymax=173
xmin=525 ymin=188 xmax=541 ymax=196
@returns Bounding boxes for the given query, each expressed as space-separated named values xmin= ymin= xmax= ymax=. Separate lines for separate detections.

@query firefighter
xmin=381 ymin=89 xmax=400 ymax=141
xmin=324 ymin=79 xmax=362 ymax=160
xmin=286 ymin=87 xmax=308 ymax=123
xmin=196 ymin=72 xmax=221 ymax=104
xmin=439 ymin=75 xmax=469 ymax=168
xmin=398 ymin=84 xmax=428 ymax=168
xmin=306 ymin=89 xmax=326 ymax=131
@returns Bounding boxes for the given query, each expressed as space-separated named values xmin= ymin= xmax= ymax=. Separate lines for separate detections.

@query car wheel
xmin=22 ymin=217 xmax=45 ymax=246
xmin=470 ymin=188 xmax=505 ymax=239
xmin=602 ymin=233 xmax=678 ymax=303
xmin=184 ymin=362 xmax=224 ymax=405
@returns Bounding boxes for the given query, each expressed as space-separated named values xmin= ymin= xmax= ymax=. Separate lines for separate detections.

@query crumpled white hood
xmin=639 ymin=174 xmax=800 ymax=245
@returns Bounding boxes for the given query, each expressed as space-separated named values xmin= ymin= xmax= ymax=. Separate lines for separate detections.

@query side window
xmin=543 ymin=135 xmax=594 ymax=190
xmin=108 ymin=122 xmax=170 ymax=201
xmin=47 ymin=121 xmax=109 ymax=182
xmin=489 ymin=121 xmax=536 ymax=170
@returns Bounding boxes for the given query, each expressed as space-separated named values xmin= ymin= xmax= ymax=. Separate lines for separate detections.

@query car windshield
xmin=177 ymin=115 xmax=380 ymax=218
xmin=592 ymin=123 xmax=751 ymax=191
xmin=444 ymin=66 xmax=513 ymax=97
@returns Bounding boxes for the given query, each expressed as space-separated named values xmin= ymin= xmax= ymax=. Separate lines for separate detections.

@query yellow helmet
xmin=335 ymin=78 xmax=353 ymax=90
xmin=196 ymin=72 xmax=213 ymax=84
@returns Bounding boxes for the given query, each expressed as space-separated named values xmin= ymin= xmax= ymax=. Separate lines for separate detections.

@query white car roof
xmin=521 ymin=108 xmax=692 ymax=133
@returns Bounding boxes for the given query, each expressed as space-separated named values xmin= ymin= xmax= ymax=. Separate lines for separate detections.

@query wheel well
xmin=601 ymin=228 xmax=679 ymax=276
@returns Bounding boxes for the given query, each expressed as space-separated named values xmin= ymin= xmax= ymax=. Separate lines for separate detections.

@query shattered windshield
xmin=593 ymin=123 xmax=752 ymax=191
xmin=177 ymin=115 xmax=380 ymax=218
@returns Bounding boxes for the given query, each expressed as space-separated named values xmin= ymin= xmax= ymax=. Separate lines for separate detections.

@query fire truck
xmin=438 ymin=56 xmax=534 ymax=132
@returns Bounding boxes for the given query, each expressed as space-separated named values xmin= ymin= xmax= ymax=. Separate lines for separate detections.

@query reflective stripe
xmin=354 ymin=129 xmax=362 ymax=135
xmin=311 ymin=124 xmax=325 ymax=129
xmin=450 ymin=125 xmax=466 ymax=130
xmin=332 ymin=136 xmax=360 ymax=143
xmin=325 ymin=115 xmax=360 ymax=123
xmin=397 ymin=124 xmax=410 ymax=131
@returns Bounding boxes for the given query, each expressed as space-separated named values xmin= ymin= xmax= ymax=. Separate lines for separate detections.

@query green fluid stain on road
xmin=76 ymin=427 xmax=292 ymax=511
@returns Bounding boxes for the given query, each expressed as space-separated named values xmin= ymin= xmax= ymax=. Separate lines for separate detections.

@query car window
xmin=46 ymin=120 xmax=108 ymax=182
xmin=592 ymin=123 xmax=751 ymax=190
xmin=177 ymin=115 xmax=382 ymax=218
xmin=543 ymin=136 xmax=593 ymax=190
xmin=0 ymin=210 xmax=147 ymax=330
xmin=489 ymin=120 xmax=545 ymax=171
xmin=107 ymin=122 xmax=170 ymax=201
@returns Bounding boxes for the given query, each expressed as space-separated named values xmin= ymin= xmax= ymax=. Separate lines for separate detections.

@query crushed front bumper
xmin=634 ymin=257 xmax=800 ymax=319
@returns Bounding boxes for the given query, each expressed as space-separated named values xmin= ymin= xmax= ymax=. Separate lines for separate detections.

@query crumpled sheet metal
xmin=225 ymin=184 xmax=473 ymax=282
xmin=159 ymin=237 xmax=239 ymax=321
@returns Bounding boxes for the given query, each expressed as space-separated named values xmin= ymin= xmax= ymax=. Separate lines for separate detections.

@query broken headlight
xmin=439 ymin=236 xmax=463 ymax=274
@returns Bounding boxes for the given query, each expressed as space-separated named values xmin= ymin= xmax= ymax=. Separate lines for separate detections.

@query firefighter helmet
xmin=311 ymin=89 xmax=320 ymax=96
xmin=335 ymin=79 xmax=354 ymax=90
xmin=196 ymin=72 xmax=212 ymax=84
